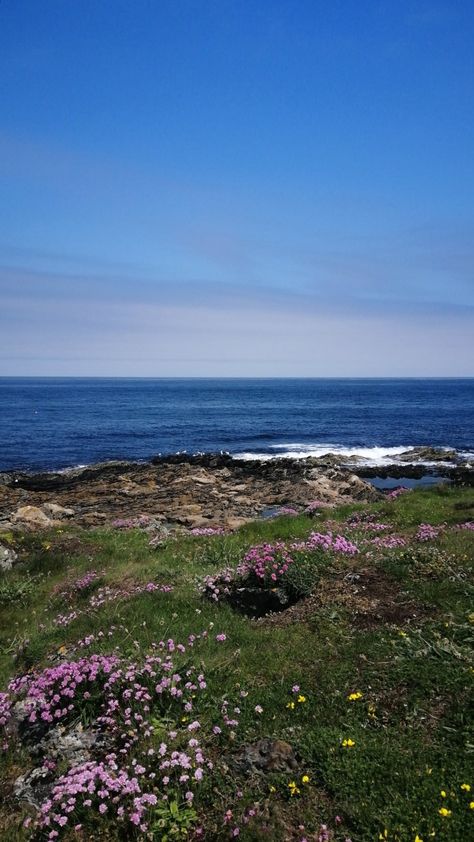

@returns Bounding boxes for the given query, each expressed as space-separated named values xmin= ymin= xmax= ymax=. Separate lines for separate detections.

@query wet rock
xmin=397 ymin=447 xmax=458 ymax=463
xmin=233 ymin=739 xmax=298 ymax=774
xmin=0 ymin=542 xmax=17 ymax=571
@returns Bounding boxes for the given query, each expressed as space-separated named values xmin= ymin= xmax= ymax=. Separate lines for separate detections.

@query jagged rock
xmin=12 ymin=505 xmax=52 ymax=528
xmin=32 ymin=722 xmax=109 ymax=765
xmin=0 ymin=543 xmax=17 ymax=571
xmin=397 ymin=447 xmax=457 ymax=463
xmin=0 ymin=454 xmax=383 ymax=529
xmin=233 ymin=739 xmax=298 ymax=774
xmin=14 ymin=765 xmax=55 ymax=807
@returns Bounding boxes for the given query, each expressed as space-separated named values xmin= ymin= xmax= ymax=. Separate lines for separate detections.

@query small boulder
xmin=234 ymin=738 xmax=298 ymax=774
xmin=0 ymin=543 xmax=18 ymax=571
xmin=12 ymin=506 xmax=52 ymax=528
xmin=42 ymin=502 xmax=75 ymax=518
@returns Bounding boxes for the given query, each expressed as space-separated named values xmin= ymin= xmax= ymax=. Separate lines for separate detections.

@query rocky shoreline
xmin=0 ymin=453 xmax=382 ymax=532
xmin=0 ymin=449 xmax=472 ymax=534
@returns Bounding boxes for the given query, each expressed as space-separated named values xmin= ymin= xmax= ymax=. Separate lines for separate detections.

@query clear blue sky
xmin=1 ymin=0 xmax=473 ymax=375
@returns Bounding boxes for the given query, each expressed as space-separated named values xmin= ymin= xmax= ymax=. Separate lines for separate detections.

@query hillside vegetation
xmin=0 ymin=485 xmax=473 ymax=841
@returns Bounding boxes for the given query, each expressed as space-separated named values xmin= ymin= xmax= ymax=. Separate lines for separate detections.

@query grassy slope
xmin=0 ymin=485 xmax=473 ymax=841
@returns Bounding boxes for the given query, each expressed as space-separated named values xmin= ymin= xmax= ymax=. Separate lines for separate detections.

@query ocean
xmin=0 ymin=377 xmax=473 ymax=473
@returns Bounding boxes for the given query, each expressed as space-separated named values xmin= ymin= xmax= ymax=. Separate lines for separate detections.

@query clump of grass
xmin=0 ymin=573 xmax=41 ymax=607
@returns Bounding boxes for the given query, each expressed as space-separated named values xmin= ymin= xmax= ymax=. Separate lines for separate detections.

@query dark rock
xmin=226 ymin=586 xmax=295 ymax=618
xmin=14 ymin=765 xmax=55 ymax=808
xmin=397 ymin=447 xmax=458 ymax=463
xmin=233 ymin=739 xmax=298 ymax=774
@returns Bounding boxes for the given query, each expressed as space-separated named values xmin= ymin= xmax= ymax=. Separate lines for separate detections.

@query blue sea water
xmin=0 ymin=378 xmax=473 ymax=472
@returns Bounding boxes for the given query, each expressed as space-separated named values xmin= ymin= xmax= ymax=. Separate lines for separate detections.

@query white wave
xmin=234 ymin=443 xmax=473 ymax=467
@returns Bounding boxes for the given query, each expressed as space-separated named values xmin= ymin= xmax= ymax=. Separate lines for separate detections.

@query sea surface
xmin=0 ymin=378 xmax=473 ymax=473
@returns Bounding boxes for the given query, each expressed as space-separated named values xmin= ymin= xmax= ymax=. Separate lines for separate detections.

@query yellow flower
xmin=399 ymin=630 xmax=407 ymax=637
xmin=378 ymin=831 xmax=388 ymax=840
xmin=414 ymin=836 xmax=423 ymax=842
xmin=297 ymin=694 xmax=306 ymax=703
xmin=438 ymin=807 xmax=451 ymax=817
xmin=286 ymin=701 xmax=295 ymax=710
xmin=440 ymin=790 xmax=447 ymax=798
xmin=460 ymin=783 xmax=471 ymax=791
xmin=470 ymin=801 xmax=474 ymax=810
xmin=288 ymin=780 xmax=300 ymax=797
xmin=342 ymin=738 xmax=355 ymax=748
xmin=301 ymin=775 xmax=310 ymax=784
xmin=348 ymin=691 xmax=363 ymax=701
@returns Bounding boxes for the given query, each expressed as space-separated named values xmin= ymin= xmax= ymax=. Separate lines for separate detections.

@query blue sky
xmin=1 ymin=0 xmax=473 ymax=375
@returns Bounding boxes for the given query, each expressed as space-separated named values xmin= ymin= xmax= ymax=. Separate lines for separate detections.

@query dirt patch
xmin=258 ymin=566 xmax=426 ymax=630
xmin=44 ymin=533 xmax=103 ymax=561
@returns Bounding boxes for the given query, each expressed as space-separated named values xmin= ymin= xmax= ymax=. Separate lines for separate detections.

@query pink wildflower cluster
xmin=299 ymin=532 xmax=359 ymax=555
xmin=36 ymin=758 xmax=157 ymax=835
xmin=458 ymin=521 xmax=474 ymax=531
xmin=370 ymin=535 xmax=407 ymax=549
xmin=278 ymin=507 xmax=299 ymax=516
xmin=416 ymin=523 xmax=442 ymax=542
xmin=190 ymin=527 xmax=226 ymax=536
xmin=305 ymin=500 xmax=329 ymax=512
xmin=386 ymin=486 xmax=412 ymax=500
xmin=3 ymin=631 xmax=222 ymax=837
xmin=241 ymin=542 xmax=294 ymax=584
xmin=70 ymin=570 xmax=99 ymax=591
xmin=345 ymin=513 xmax=391 ymax=532
xmin=51 ymin=582 xmax=172 ymax=627
xmin=8 ymin=653 xmax=121 ymax=728
xmin=0 ymin=691 xmax=12 ymax=750
xmin=53 ymin=610 xmax=80 ymax=628
xmin=201 ymin=568 xmax=235 ymax=601
xmin=53 ymin=570 xmax=100 ymax=600
xmin=202 ymin=531 xmax=358 ymax=603
xmin=89 ymin=582 xmax=172 ymax=609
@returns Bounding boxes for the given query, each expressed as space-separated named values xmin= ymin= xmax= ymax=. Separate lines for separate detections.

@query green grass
xmin=0 ymin=485 xmax=473 ymax=841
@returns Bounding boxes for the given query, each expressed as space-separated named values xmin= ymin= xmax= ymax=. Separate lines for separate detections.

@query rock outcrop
xmin=0 ymin=454 xmax=380 ymax=530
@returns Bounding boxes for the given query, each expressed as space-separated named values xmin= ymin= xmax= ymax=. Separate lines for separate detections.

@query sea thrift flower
xmin=416 ymin=523 xmax=442 ymax=542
